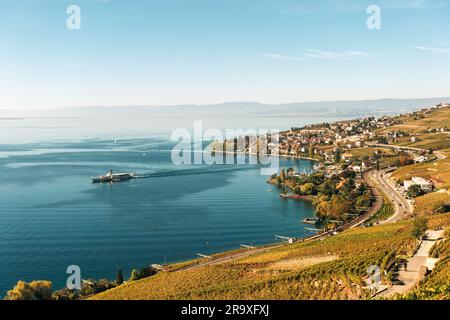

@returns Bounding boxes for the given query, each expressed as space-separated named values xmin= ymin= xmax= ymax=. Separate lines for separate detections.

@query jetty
xmin=280 ymin=193 xmax=312 ymax=200
xmin=275 ymin=235 xmax=297 ymax=244
xmin=302 ymin=217 xmax=319 ymax=225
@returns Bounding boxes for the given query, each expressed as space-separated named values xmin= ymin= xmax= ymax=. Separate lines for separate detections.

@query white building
xmin=404 ymin=177 xmax=433 ymax=193
xmin=414 ymin=155 xmax=427 ymax=163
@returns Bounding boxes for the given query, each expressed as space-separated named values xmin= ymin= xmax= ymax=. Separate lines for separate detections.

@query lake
xmin=0 ymin=127 xmax=316 ymax=296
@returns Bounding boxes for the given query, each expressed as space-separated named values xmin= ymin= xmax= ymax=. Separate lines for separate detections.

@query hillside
xmin=91 ymin=213 xmax=449 ymax=300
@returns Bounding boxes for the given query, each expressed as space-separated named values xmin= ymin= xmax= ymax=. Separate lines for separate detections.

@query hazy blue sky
xmin=1 ymin=0 xmax=449 ymax=109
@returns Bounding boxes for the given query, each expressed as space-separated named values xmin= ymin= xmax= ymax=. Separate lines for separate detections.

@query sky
xmin=0 ymin=0 xmax=450 ymax=110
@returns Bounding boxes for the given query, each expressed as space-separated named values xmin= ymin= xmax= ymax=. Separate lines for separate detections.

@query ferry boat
xmin=92 ymin=170 xmax=134 ymax=183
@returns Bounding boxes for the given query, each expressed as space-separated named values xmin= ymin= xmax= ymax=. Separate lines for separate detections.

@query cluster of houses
xmin=273 ymin=115 xmax=399 ymax=160
xmin=218 ymin=103 xmax=449 ymax=174
xmin=274 ymin=103 xmax=450 ymax=159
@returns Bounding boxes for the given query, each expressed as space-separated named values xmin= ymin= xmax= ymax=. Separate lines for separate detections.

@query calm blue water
xmin=0 ymin=137 xmax=315 ymax=296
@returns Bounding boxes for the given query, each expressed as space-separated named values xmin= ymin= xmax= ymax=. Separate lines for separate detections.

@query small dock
xmin=275 ymin=235 xmax=297 ymax=244
xmin=302 ymin=217 xmax=319 ymax=225
xmin=280 ymin=193 xmax=310 ymax=200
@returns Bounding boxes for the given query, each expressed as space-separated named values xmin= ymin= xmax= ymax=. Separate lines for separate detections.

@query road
xmin=367 ymin=142 xmax=447 ymax=161
xmin=368 ymin=168 xmax=413 ymax=223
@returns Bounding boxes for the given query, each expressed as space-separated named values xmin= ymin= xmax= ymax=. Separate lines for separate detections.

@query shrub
xmin=4 ymin=280 xmax=53 ymax=300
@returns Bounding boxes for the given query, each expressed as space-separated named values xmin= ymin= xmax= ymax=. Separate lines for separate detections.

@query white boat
xmin=92 ymin=170 xmax=134 ymax=183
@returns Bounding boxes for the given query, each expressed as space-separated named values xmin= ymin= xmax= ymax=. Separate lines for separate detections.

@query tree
xmin=279 ymin=169 xmax=286 ymax=182
xmin=116 ymin=269 xmax=124 ymax=285
xmin=334 ymin=148 xmax=341 ymax=164
xmin=315 ymin=195 xmax=352 ymax=221
xmin=301 ymin=183 xmax=315 ymax=195
xmin=378 ymin=136 xmax=388 ymax=144
xmin=128 ymin=266 xmax=157 ymax=282
xmin=319 ymin=180 xmax=335 ymax=198
xmin=407 ymin=184 xmax=423 ymax=198
xmin=81 ymin=279 xmax=116 ymax=296
xmin=412 ymin=216 xmax=428 ymax=240
xmin=129 ymin=269 xmax=140 ymax=281
xmin=355 ymin=190 xmax=372 ymax=209
xmin=340 ymin=177 xmax=355 ymax=197
xmin=53 ymin=288 xmax=81 ymax=300
xmin=399 ymin=155 xmax=413 ymax=167
xmin=4 ymin=280 xmax=53 ymax=300
xmin=309 ymin=143 xmax=315 ymax=158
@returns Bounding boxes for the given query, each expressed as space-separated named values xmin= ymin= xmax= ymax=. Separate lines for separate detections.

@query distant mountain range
xmin=5 ymin=97 xmax=450 ymax=119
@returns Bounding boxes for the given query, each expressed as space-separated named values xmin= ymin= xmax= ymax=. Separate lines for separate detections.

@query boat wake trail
xmin=133 ymin=164 xmax=261 ymax=179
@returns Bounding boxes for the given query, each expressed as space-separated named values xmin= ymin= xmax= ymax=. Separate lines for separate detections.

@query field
xmin=391 ymin=157 xmax=450 ymax=189
xmin=389 ymin=108 xmax=450 ymax=134
xmin=366 ymin=195 xmax=395 ymax=224
xmin=397 ymin=132 xmax=450 ymax=151
xmin=92 ymin=222 xmax=418 ymax=300
xmin=414 ymin=191 xmax=450 ymax=214
xmin=345 ymin=147 xmax=396 ymax=159
xmin=92 ymin=213 xmax=450 ymax=300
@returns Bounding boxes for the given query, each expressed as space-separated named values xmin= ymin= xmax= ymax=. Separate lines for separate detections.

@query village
xmin=270 ymin=103 xmax=450 ymax=189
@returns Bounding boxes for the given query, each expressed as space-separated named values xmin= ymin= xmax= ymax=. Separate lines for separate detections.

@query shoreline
xmin=207 ymin=148 xmax=320 ymax=162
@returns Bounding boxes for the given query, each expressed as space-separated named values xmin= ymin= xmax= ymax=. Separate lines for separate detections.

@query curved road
xmin=369 ymin=168 xmax=412 ymax=223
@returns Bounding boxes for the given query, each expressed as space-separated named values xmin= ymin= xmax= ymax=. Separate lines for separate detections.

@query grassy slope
xmin=390 ymin=108 xmax=450 ymax=134
xmin=93 ymin=214 xmax=450 ymax=300
xmin=389 ymin=108 xmax=450 ymax=190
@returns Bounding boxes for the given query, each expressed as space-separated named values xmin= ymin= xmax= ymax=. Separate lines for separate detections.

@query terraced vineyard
xmin=428 ymin=212 xmax=450 ymax=230
xmin=92 ymin=222 xmax=416 ymax=300
xmin=387 ymin=107 xmax=450 ymax=134
xmin=391 ymin=157 xmax=450 ymax=183
xmin=414 ymin=192 xmax=450 ymax=214
xmin=366 ymin=195 xmax=395 ymax=224
xmin=397 ymin=225 xmax=450 ymax=300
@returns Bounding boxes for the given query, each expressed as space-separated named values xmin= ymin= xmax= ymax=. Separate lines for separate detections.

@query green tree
xmin=407 ymin=184 xmax=423 ymax=198
xmin=301 ymin=183 xmax=315 ymax=195
xmin=412 ymin=216 xmax=428 ymax=240
xmin=129 ymin=269 xmax=140 ymax=281
xmin=334 ymin=148 xmax=341 ymax=164
xmin=53 ymin=288 xmax=81 ymax=300
xmin=116 ymin=269 xmax=124 ymax=285
xmin=309 ymin=143 xmax=315 ymax=158
xmin=319 ymin=180 xmax=335 ymax=198
xmin=340 ymin=177 xmax=355 ymax=197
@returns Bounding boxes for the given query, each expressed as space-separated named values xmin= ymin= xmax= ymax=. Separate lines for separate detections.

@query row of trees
xmin=4 ymin=266 xmax=157 ymax=300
